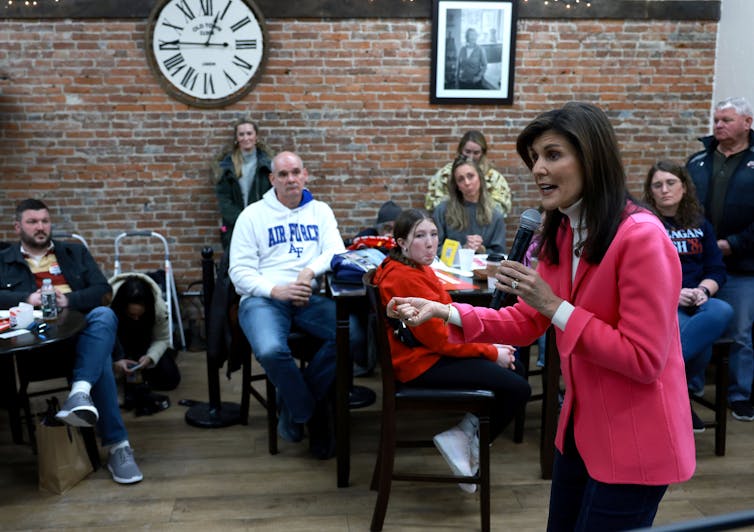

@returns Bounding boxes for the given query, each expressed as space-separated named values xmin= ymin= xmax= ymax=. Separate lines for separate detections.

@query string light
xmin=523 ymin=0 xmax=592 ymax=7
xmin=7 ymin=0 xmax=59 ymax=6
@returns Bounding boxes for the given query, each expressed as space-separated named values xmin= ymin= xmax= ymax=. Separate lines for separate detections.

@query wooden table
xmin=327 ymin=277 xmax=366 ymax=488
xmin=0 ymin=309 xmax=86 ymax=445
xmin=327 ymin=272 xmax=563 ymax=488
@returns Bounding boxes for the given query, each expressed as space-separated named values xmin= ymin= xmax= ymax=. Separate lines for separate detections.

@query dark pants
xmin=406 ymin=356 xmax=531 ymax=441
xmin=143 ymin=348 xmax=181 ymax=391
xmin=547 ymin=443 xmax=668 ymax=532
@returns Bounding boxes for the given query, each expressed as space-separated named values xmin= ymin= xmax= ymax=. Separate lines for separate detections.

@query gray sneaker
xmin=56 ymin=392 xmax=98 ymax=428
xmin=107 ymin=446 xmax=143 ymax=484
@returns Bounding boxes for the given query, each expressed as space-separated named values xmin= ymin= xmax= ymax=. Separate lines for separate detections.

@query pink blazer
xmin=451 ymin=207 xmax=695 ymax=485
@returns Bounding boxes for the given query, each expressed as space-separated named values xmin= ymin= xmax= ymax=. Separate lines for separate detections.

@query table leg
xmin=540 ymin=327 xmax=560 ymax=480
xmin=335 ymin=298 xmax=351 ymax=487
xmin=2 ymin=356 xmax=24 ymax=444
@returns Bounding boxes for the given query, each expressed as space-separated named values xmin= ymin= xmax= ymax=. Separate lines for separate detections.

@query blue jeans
xmin=678 ymin=298 xmax=733 ymax=391
xmin=73 ymin=307 xmax=127 ymax=447
xmin=238 ymin=294 xmax=336 ymax=424
xmin=716 ymin=273 xmax=754 ymax=403
xmin=547 ymin=448 xmax=667 ymax=531
xmin=536 ymin=333 xmax=547 ymax=367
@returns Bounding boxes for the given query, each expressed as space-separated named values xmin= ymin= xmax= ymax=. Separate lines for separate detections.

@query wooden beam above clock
xmin=3 ymin=0 xmax=720 ymax=21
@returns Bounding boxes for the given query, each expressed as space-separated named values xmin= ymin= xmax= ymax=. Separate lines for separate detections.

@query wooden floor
xmin=2 ymin=350 xmax=754 ymax=531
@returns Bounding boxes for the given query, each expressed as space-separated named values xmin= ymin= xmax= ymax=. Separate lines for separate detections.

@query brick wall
xmin=0 ymin=17 xmax=717 ymax=288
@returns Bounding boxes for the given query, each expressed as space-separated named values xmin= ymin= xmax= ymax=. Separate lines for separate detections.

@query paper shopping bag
xmin=36 ymin=398 xmax=93 ymax=494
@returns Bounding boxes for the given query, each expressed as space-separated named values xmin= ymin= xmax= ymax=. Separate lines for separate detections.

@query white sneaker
xmin=458 ymin=413 xmax=479 ymax=438
xmin=458 ymin=413 xmax=480 ymax=478
xmin=433 ymin=426 xmax=477 ymax=493
xmin=469 ymin=432 xmax=480 ymax=477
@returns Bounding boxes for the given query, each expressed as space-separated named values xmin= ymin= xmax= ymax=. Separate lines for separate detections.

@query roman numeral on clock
xmin=181 ymin=67 xmax=198 ymax=90
xmin=224 ymin=70 xmax=237 ymax=88
xmin=176 ymin=0 xmax=196 ymax=21
xmin=235 ymin=39 xmax=257 ymax=49
xmin=204 ymin=72 xmax=215 ymax=95
xmin=163 ymin=53 xmax=186 ymax=75
xmin=161 ymin=19 xmax=184 ymax=32
xmin=232 ymin=55 xmax=253 ymax=71
xmin=200 ymin=0 xmax=213 ymax=16
xmin=231 ymin=16 xmax=251 ymax=32
xmin=159 ymin=40 xmax=180 ymax=51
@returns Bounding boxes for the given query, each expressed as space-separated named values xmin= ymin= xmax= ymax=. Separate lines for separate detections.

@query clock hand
xmin=204 ymin=13 xmax=220 ymax=46
xmin=162 ymin=39 xmax=228 ymax=47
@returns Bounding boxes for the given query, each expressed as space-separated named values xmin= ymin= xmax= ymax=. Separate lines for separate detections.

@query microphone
xmin=490 ymin=208 xmax=542 ymax=310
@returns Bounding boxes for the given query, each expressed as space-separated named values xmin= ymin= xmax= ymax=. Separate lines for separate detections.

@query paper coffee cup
xmin=458 ymin=248 xmax=474 ymax=272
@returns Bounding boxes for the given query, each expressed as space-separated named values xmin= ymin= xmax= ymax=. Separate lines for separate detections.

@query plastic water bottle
xmin=41 ymin=278 xmax=58 ymax=319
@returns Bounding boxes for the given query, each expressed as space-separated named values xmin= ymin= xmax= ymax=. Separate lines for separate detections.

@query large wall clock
xmin=145 ymin=0 xmax=268 ymax=108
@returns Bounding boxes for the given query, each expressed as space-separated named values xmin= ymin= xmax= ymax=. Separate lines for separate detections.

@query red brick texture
xmin=0 ymin=18 xmax=717 ymax=288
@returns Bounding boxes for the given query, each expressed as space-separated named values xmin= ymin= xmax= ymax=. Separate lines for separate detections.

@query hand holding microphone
xmin=490 ymin=208 xmax=541 ymax=310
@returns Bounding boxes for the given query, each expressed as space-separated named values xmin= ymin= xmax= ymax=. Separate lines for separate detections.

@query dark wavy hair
xmin=643 ymin=161 xmax=703 ymax=228
xmin=516 ymin=102 xmax=636 ymax=265
xmin=388 ymin=208 xmax=436 ymax=267
xmin=111 ymin=276 xmax=156 ymax=328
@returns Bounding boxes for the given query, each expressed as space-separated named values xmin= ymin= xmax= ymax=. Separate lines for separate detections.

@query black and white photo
xmin=431 ymin=0 xmax=517 ymax=104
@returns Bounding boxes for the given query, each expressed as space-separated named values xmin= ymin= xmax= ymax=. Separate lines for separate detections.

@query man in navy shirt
xmin=687 ymin=97 xmax=754 ymax=421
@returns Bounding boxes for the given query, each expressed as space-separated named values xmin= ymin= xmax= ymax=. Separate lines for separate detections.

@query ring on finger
xmin=511 ymin=279 xmax=519 ymax=290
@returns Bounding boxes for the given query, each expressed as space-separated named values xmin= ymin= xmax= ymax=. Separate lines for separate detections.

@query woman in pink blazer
xmin=388 ymin=102 xmax=694 ymax=531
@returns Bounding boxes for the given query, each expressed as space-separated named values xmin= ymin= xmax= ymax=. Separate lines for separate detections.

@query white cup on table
xmin=457 ymin=248 xmax=475 ymax=272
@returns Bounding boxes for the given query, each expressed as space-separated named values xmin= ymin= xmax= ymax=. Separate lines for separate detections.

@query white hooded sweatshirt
xmin=228 ymin=188 xmax=345 ymax=301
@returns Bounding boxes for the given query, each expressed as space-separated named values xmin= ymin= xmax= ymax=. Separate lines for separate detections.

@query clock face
xmin=145 ymin=0 xmax=268 ymax=108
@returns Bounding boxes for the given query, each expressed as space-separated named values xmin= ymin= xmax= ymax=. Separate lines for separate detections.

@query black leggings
xmin=406 ymin=356 xmax=531 ymax=441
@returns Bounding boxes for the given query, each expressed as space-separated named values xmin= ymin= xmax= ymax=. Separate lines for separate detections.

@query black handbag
xmin=386 ymin=316 xmax=422 ymax=348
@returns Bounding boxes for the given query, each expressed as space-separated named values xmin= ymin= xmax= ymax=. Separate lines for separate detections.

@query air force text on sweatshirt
xmin=229 ymin=188 xmax=346 ymax=300
xmin=267 ymin=223 xmax=320 ymax=252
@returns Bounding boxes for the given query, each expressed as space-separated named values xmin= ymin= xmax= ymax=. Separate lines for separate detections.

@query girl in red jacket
xmin=373 ymin=208 xmax=530 ymax=493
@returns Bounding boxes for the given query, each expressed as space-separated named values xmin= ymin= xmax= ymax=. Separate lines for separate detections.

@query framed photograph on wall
xmin=430 ymin=0 xmax=517 ymax=105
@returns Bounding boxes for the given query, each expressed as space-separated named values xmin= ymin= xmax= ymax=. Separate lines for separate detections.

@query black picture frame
xmin=430 ymin=0 xmax=517 ymax=105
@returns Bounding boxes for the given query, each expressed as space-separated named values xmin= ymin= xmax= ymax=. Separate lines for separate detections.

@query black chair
xmin=229 ymin=293 xmax=323 ymax=455
xmin=364 ymin=270 xmax=495 ymax=532
xmin=691 ymin=338 xmax=732 ymax=456
xmin=16 ymin=342 xmax=76 ymax=449
xmin=12 ymin=341 xmax=100 ymax=469
xmin=202 ymin=248 xmax=324 ymax=453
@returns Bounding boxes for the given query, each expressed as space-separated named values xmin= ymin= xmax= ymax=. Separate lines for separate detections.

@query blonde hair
xmin=213 ymin=117 xmax=271 ymax=181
